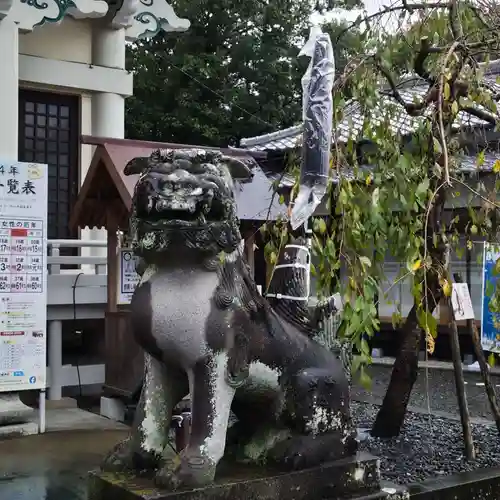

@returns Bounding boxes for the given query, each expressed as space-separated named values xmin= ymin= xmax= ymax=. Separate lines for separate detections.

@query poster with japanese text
xmin=0 ymin=161 xmax=47 ymax=391
xmin=117 ymin=249 xmax=140 ymax=305
xmin=481 ymin=242 xmax=500 ymax=353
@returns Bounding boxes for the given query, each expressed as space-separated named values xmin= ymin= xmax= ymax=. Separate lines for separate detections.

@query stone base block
xmin=89 ymin=452 xmax=381 ymax=500
xmin=46 ymin=397 xmax=78 ymax=410
xmin=0 ymin=421 xmax=38 ymax=438
xmin=409 ymin=465 xmax=500 ymax=500
xmin=100 ymin=396 xmax=125 ymax=422
xmin=0 ymin=393 xmax=34 ymax=426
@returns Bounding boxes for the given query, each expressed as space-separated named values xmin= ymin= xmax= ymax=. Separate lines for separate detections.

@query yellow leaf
xmin=365 ymin=175 xmax=372 ymax=186
xmin=470 ymin=225 xmax=478 ymax=235
xmin=451 ymin=101 xmax=458 ymax=114
xmin=425 ymin=328 xmax=435 ymax=355
xmin=269 ymin=252 xmax=277 ymax=265
xmin=412 ymin=259 xmax=422 ymax=272
xmin=488 ymin=352 xmax=496 ymax=367
xmin=444 ymin=82 xmax=451 ymax=100
xmin=442 ymin=279 xmax=452 ymax=297
xmin=493 ymin=160 xmax=500 ymax=174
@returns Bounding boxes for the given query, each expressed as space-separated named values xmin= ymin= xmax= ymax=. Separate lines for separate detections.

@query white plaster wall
xmin=80 ymin=94 xmax=95 ymax=248
xmin=80 ymin=94 xmax=93 ymax=183
xmin=19 ymin=17 xmax=92 ymax=64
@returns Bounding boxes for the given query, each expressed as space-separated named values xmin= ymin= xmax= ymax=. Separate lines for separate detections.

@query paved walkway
xmin=0 ymin=427 xmax=128 ymax=500
xmin=0 ymin=407 xmax=128 ymax=500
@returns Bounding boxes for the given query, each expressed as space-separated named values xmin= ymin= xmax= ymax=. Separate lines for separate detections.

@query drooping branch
xmin=335 ymin=1 xmax=450 ymax=44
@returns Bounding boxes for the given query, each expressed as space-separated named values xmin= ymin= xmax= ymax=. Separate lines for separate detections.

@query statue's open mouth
xmin=134 ymin=172 xmax=228 ymax=228
xmin=145 ymin=191 xmax=211 ymax=224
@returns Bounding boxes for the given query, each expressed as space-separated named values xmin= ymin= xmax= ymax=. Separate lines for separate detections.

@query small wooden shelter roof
xmin=70 ymin=136 xmax=285 ymax=231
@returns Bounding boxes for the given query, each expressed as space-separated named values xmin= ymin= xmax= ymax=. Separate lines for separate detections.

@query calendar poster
xmin=0 ymin=161 xmax=48 ymax=391
xmin=117 ymin=249 xmax=140 ymax=305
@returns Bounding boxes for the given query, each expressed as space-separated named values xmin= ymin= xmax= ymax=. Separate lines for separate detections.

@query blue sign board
xmin=482 ymin=243 xmax=500 ymax=353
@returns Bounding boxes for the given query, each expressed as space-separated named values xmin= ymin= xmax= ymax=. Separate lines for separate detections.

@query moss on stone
xmin=241 ymin=427 xmax=291 ymax=464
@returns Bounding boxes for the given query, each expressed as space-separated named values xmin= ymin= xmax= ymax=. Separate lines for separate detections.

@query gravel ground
xmin=352 ymin=400 xmax=500 ymax=485
xmin=352 ymin=364 xmax=500 ymax=420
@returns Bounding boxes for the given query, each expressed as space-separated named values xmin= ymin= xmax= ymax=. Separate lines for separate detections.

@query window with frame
xmin=18 ymin=90 xmax=79 ymax=240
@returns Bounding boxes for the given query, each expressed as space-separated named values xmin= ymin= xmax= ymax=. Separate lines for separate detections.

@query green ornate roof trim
xmin=11 ymin=0 xmax=108 ymax=31
xmin=31 ymin=0 xmax=76 ymax=27
xmin=111 ymin=0 xmax=190 ymax=40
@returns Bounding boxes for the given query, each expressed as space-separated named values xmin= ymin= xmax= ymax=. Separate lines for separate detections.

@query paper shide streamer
xmin=290 ymin=26 xmax=335 ymax=231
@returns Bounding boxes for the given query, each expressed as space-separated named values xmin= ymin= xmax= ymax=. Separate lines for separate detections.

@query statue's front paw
xmin=101 ymin=437 xmax=162 ymax=474
xmin=155 ymin=466 xmax=184 ymax=491
xmin=155 ymin=453 xmax=217 ymax=490
xmin=101 ymin=437 xmax=136 ymax=472
xmin=270 ymin=437 xmax=309 ymax=470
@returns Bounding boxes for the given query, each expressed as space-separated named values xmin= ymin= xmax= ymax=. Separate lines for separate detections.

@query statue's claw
xmin=155 ymin=466 xmax=184 ymax=490
xmin=100 ymin=437 xmax=161 ymax=474
xmin=101 ymin=437 xmax=136 ymax=472
xmin=155 ymin=453 xmax=217 ymax=490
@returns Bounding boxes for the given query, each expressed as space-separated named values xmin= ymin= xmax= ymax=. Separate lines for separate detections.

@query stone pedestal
xmin=89 ymin=452 xmax=407 ymax=500
xmin=0 ymin=393 xmax=33 ymax=426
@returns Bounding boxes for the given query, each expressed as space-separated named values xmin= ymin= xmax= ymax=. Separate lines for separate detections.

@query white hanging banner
xmin=0 ymin=161 xmax=48 ymax=392
xmin=117 ymin=249 xmax=140 ymax=305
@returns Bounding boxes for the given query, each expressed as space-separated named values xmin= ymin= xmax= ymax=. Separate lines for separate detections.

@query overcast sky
xmin=311 ymin=0 xmax=399 ymax=31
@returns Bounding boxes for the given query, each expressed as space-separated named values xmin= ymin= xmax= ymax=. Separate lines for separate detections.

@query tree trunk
xmin=371 ymin=275 xmax=442 ymax=438
xmin=371 ymin=305 xmax=422 ymax=437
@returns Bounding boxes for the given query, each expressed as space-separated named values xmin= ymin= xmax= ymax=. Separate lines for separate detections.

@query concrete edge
xmin=0 ymin=421 xmax=39 ymax=439
xmin=371 ymin=357 xmax=500 ymax=375
xmin=408 ymin=463 xmax=500 ymax=499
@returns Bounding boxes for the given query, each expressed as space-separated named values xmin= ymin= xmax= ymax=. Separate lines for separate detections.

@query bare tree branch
xmin=376 ymin=58 xmax=436 ymax=116
xmin=460 ymin=105 xmax=498 ymax=125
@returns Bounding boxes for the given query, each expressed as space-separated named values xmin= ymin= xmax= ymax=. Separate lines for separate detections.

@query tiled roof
xmin=241 ymin=60 xmax=500 ymax=153
xmin=71 ymin=137 xmax=285 ymax=230
xmin=268 ymin=152 xmax=500 ymax=189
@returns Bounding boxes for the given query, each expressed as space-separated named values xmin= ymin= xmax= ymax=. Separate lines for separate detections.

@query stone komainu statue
xmin=101 ymin=149 xmax=356 ymax=490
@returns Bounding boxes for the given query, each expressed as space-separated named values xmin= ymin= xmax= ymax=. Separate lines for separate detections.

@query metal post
xmin=48 ymin=320 xmax=63 ymax=400
xmin=39 ymin=389 xmax=46 ymax=434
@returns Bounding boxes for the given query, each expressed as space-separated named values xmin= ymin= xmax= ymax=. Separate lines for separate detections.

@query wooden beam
xmin=245 ymin=233 xmax=255 ymax=279
xmin=80 ymin=135 xmax=268 ymax=159
xmin=106 ymin=211 xmax=119 ymax=313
